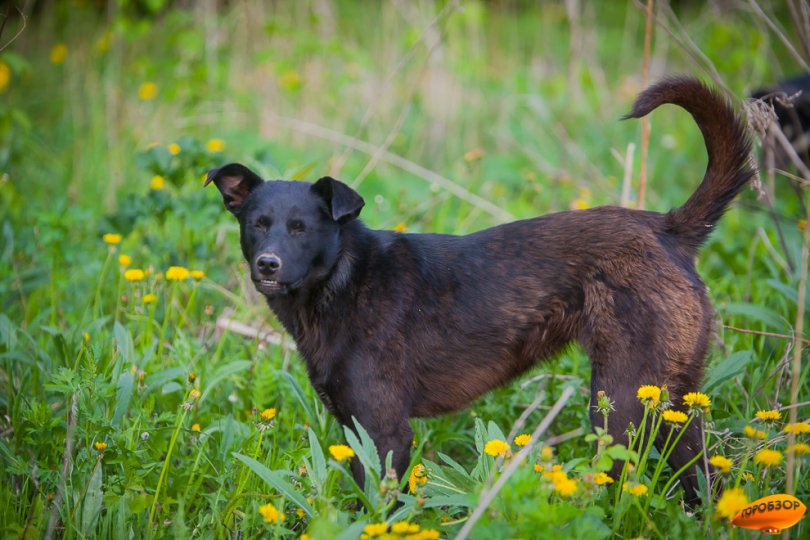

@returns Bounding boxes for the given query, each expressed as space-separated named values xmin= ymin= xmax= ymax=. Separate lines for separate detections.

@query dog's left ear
xmin=205 ymin=163 xmax=264 ymax=214
xmin=311 ymin=176 xmax=365 ymax=224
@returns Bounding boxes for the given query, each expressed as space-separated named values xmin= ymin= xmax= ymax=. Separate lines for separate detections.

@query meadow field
xmin=0 ymin=1 xmax=808 ymax=538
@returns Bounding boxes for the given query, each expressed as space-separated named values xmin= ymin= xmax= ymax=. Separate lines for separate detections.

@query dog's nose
xmin=256 ymin=253 xmax=282 ymax=276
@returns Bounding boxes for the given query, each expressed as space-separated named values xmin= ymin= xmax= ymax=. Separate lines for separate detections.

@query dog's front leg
xmin=345 ymin=414 xmax=413 ymax=490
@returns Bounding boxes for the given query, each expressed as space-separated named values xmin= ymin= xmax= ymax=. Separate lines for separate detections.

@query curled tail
xmin=624 ymin=76 xmax=755 ymax=250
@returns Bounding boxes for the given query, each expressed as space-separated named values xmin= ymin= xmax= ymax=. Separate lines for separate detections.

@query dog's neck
xmin=266 ymin=220 xmax=373 ymax=357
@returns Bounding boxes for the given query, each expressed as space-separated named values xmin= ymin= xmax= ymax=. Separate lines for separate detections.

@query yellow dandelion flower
xmin=754 ymin=448 xmax=782 ymax=467
xmin=533 ymin=463 xmax=542 ymax=473
xmin=138 ymin=82 xmax=157 ymax=101
xmin=103 ymin=233 xmax=122 ymax=245
xmin=118 ymin=254 xmax=132 ymax=267
xmin=143 ymin=293 xmax=157 ymax=304
xmin=296 ymin=508 xmax=305 ymax=519
xmin=363 ymin=521 xmax=388 ymax=537
xmin=279 ymin=70 xmax=302 ymax=91
xmin=755 ymin=409 xmax=781 ymax=422
xmin=391 ymin=521 xmax=420 ymax=534
xmin=168 ymin=143 xmax=181 ymax=155
xmin=709 ymin=455 xmax=733 ymax=474
xmin=741 ymin=471 xmax=755 ymax=482
xmin=623 ymin=483 xmax=648 ymax=496
xmin=393 ymin=222 xmax=407 ymax=233
xmin=166 ymin=266 xmax=190 ymax=281
xmin=50 ymin=44 xmax=68 ymax=65
xmin=683 ymin=392 xmax=711 ymax=412
xmin=744 ymin=425 xmax=766 ymax=440
xmin=570 ymin=198 xmax=589 ymax=210
xmin=328 ymin=444 xmax=355 ymax=462
xmin=191 ymin=270 xmax=205 ymax=281
xmin=594 ymin=472 xmax=614 ymax=485
xmin=94 ymin=441 xmax=107 ymax=452
xmin=662 ymin=410 xmax=688 ymax=425
xmin=636 ymin=385 xmax=661 ymax=407
xmin=150 ymin=175 xmax=166 ymax=190
xmin=206 ymin=138 xmax=225 ymax=152
xmin=0 ymin=61 xmax=10 ymax=91
xmin=514 ymin=433 xmax=532 ymax=447
xmin=540 ymin=446 xmax=554 ymax=461
xmin=409 ymin=463 xmax=427 ymax=493
xmin=784 ymin=422 xmax=810 ymax=435
xmin=463 ymin=147 xmax=485 ymax=162
xmin=789 ymin=443 xmax=810 ymax=455
xmin=543 ymin=464 xmax=567 ymax=484
xmin=189 ymin=388 xmax=201 ymax=399
xmin=300 ymin=535 xmax=311 ymax=540
xmin=554 ymin=477 xmax=578 ymax=496
xmin=191 ymin=423 xmax=200 ymax=432
xmin=258 ymin=502 xmax=284 ymax=523
xmin=484 ymin=439 xmax=511 ymax=457
xmin=124 ymin=269 xmax=145 ymax=282
xmin=260 ymin=408 xmax=276 ymax=421
xmin=715 ymin=487 xmax=748 ymax=520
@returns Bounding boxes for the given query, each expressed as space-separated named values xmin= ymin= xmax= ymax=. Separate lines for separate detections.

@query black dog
xmin=207 ymin=77 xmax=753 ymax=505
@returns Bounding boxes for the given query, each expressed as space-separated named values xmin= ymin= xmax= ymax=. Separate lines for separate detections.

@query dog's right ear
xmin=205 ymin=163 xmax=264 ymax=214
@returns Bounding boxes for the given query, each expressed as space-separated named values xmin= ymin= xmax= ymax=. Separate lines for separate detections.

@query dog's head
xmin=207 ymin=163 xmax=364 ymax=297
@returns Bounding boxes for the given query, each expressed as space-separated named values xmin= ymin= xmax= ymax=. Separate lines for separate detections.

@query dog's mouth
xmin=253 ymin=279 xmax=289 ymax=295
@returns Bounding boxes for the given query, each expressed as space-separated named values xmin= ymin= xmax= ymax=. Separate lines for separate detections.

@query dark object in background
xmin=208 ymin=77 xmax=754 ymax=507
xmin=752 ymin=74 xmax=810 ymax=169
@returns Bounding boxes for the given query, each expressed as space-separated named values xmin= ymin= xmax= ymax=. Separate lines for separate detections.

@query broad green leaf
xmin=112 ymin=371 xmax=134 ymax=426
xmin=723 ymin=302 xmax=786 ymax=330
xmin=233 ymin=453 xmax=314 ymax=518
xmin=308 ymin=428 xmax=327 ymax=490
xmin=81 ymin=464 xmax=103 ymax=534
xmin=702 ymin=350 xmax=753 ymax=393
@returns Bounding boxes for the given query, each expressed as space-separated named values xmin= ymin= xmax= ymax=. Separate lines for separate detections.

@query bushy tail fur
xmin=624 ymin=76 xmax=755 ymax=250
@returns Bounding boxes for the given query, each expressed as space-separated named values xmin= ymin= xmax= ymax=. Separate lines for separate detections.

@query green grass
xmin=0 ymin=1 xmax=808 ymax=539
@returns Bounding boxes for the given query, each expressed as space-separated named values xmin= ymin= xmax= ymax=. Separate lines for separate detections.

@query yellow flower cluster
xmin=94 ymin=441 xmax=107 ymax=452
xmin=661 ymin=410 xmax=688 ymax=425
xmin=150 ymin=175 xmax=165 ymax=190
xmin=143 ymin=293 xmax=157 ymax=304
xmin=784 ymin=422 xmax=810 ymax=434
xmin=118 ymin=254 xmax=132 ymax=267
xmin=409 ymin=463 xmax=427 ymax=493
xmin=682 ymin=392 xmax=711 ymax=412
xmin=715 ymin=488 xmax=748 ymax=520
xmin=513 ymin=433 xmax=531 ymax=447
xmin=138 ymin=82 xmax=157 ymax=101
xmin=484 ymin=439 xmax=511 ymax=457
xmin=744 ymin=426 xmax=766 ymax=440
xmin=709 ymin=455 xmax=733 ymax=474
xmin=360 ymin=520 xmax=439 ymax=539
xmin=168 ymin=143 xmax=181 ymax=155
xmin=103 ymin=233 xmax=122 ymax=245
xmin=166 ymin=266 xmax=190 ymax=281
xmin=754 ymin=449 xmax=782 ymax=467
xmin=594 ymin=472 xmax=614 ymax=485
xmin=206 ymin=139 xmax=225 ymax=152
xmin=623 ymin=482 xmax=648 ymax=496
xmin=755 ymin=409 xmax=781 ymax=422
xmin=0 ymin=61 xmax=9 ymax=91
xmin=258 ymin=502 xmax=284 ymax=523
xmin=636 ymin=385 xmax=661 ymax=407
xmin=541 ymin=464 xmax=577 ymax=497
xmin=328 ymin=444 xmax=355 ymax=462
xmin=124 ymin=269 xmax=145 ymax=282
xmin=789 ymin=443 xmax=810 ymax=455
xmin=260 ymin=408 xmax=276 ymax=421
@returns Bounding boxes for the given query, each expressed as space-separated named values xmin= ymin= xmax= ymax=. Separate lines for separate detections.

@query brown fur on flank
xmin=208 ymin=76 xmax=754 ymax=506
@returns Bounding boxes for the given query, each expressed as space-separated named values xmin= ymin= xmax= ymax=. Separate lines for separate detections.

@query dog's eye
xmin=254 ymin=217 xmax=271 ymax=231
xmin=288 ymin=219 xmax=306 ymax=235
